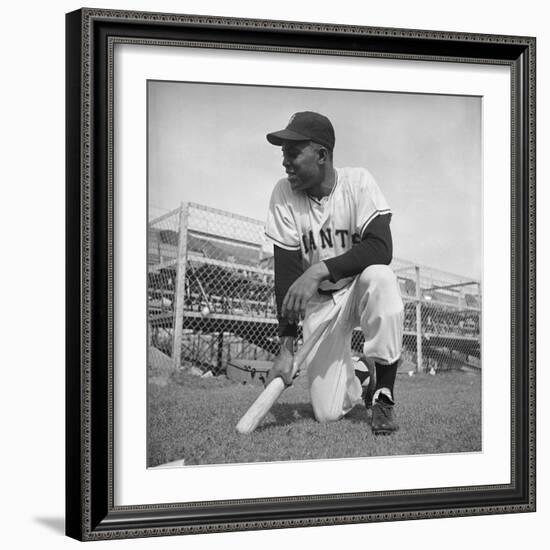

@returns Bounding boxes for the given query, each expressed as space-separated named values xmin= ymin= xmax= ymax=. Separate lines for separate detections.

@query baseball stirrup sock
xmin=375 ymin=360 xmax=398 ymax=401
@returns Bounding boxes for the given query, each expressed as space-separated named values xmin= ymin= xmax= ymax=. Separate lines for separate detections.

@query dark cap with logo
xmin=266 ymin=111 xmax=335 ymax=151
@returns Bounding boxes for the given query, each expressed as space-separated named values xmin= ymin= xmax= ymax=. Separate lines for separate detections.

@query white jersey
xmin=265 ymin=167 xmax=391 ymax=291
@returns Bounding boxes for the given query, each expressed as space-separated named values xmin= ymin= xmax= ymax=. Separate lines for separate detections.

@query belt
xmin=318 ymin=288 xmax=338 ymax=296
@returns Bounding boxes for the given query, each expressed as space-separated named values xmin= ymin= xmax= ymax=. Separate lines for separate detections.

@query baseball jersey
xmin=265 ymin=167 xmax=391 ymax=292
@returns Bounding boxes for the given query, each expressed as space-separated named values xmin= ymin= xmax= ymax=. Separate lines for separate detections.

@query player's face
xmin=281 ymin=142 xmax=324 ymax=192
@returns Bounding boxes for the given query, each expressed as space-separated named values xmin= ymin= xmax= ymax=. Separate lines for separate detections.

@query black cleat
xmin=371 ymin=395 xmax=398 ymax=435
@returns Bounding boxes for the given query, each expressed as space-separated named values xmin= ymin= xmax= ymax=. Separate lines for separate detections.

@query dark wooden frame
xmin=66 ymin=8 xmax=536 ymax=541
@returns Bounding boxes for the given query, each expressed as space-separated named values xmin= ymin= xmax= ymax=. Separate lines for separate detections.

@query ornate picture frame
xmin=66 ymin=8 xmax=536 ymax=541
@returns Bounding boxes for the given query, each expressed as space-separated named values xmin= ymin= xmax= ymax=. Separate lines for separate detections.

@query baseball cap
xmin=266 ymin=111 xmax=335 ymax=151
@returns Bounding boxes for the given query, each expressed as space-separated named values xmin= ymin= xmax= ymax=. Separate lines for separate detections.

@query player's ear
xmin=316 ymin=146 xmax=329 ymax=164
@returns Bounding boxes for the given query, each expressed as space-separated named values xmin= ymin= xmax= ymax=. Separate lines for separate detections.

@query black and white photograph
xmin=60 ymin=4 xmax=536 ymax=544
xmin=146 ymin=81 xmax=482 ymax=467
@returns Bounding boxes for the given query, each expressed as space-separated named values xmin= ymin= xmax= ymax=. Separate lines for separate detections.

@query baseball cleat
xmin=371 ymin=395 xmax=398 ymax=435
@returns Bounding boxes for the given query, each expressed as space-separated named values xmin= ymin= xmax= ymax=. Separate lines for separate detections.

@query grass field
xmin=147 ymin=366 xmax=481 ymax=467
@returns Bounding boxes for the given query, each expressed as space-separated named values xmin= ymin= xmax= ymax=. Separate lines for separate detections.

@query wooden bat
xmin=235 ymin=377 xmax=286 ymax=434
xmin=235 ymin=316 xmax=334 ymax=435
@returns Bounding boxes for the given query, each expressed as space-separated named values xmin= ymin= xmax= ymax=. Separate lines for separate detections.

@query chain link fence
xmin=392 ymin=258 xmax=481 ymax=374
xmin=148 ymin=203 xmax=481 ymax=381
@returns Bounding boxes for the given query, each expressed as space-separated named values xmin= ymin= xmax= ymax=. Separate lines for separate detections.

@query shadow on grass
xmin=256 ymin=402 xmax=372 ymax=431
xmin=345 ymin=404 xmax=371 ymax=424
xmin=257 ymin=402 xmax=314 ymax=430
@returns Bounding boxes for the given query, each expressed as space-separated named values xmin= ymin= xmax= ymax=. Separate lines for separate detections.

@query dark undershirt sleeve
xmin=273 ymin=245 xmax=303 ymax=337
xmin=323 ymin=214 xmax=393 ymax=283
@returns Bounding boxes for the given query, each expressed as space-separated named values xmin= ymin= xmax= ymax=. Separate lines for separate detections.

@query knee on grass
xmin=312 ymin=405 xmax=344 ymax=424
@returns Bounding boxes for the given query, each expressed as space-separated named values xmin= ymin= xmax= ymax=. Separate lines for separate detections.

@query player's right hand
xmin=265 ymin=341 xmax=295 ymax=387
xmin=282 ymin=262 xmax=330 ymax=323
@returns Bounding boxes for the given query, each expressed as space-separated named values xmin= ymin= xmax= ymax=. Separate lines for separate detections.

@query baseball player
xmin=264 ymin=111 xmax=404 ymax=435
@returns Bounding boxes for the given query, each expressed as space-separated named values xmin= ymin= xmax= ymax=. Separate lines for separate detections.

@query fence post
xmin=415 ymin=265 xmax=423 ymax=373
xmin=217 ymin=332 xmax=224 ymax=372
xmin=172 ymin=202 xmax=189 ymax=370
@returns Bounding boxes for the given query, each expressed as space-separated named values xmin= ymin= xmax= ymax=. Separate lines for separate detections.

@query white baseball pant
xmin=301 ymin=264 xmax=404 ymax=423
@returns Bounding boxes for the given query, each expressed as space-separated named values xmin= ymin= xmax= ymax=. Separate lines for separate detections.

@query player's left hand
xmin=265 ymin=339 xmax=295 ymax=387
xmin=282 ymin=263 xmax=330 ymax=323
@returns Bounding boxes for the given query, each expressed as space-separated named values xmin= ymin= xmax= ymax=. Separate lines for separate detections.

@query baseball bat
xmin=235 ymin=316 xmax=334 ymax=434
xmin=235 ymin=377 xmax=286 ymax=434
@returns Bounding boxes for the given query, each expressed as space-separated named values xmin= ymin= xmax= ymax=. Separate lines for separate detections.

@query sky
xmin=148 ymin=81 xmax=481 ymax=279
